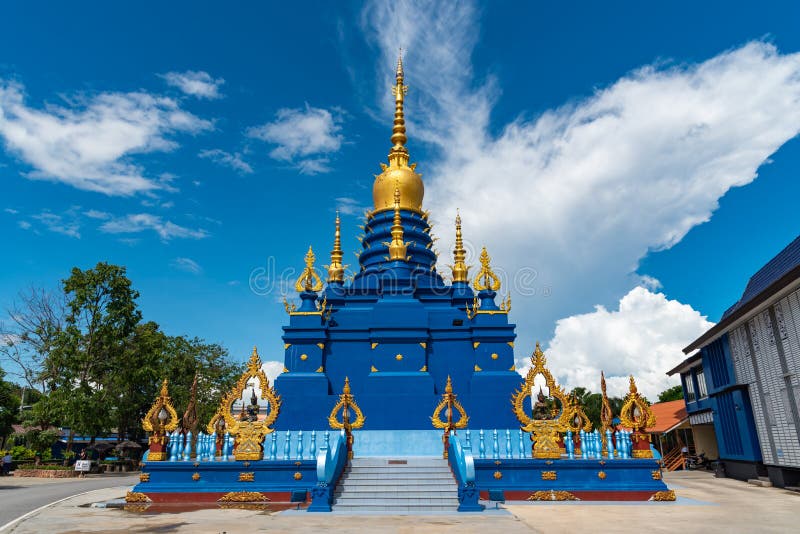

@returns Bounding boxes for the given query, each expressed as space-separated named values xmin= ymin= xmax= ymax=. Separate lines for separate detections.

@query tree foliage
xmin=657 ymin=385 xmax=684 ymax=403
xmin=1 ymin=262 xmax=242 ymax=447
xmin=568 ymin=387 xmax=624 ymax=430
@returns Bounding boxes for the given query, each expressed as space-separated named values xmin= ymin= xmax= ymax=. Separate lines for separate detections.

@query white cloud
xmin=362 ymin=0 xmax=800 ymax=373
xmin=0 ymin=80 xmax=213 ymax=195
xmin=18 ymin=220 xmax=31 ymax=230
xmin=247 ymin=105 xmax=343 ymax=174
xmin=32 ymin=209 xmax=81 ymax=238
xmin=4 ymin=208 xmax=18 ymax=214
xmin=99 ymin=213 xmax=208 ymax=241
xmin=540 ymin=287 xmax=713 ymax=399
xmin=84 ymin=209 xmax=110 ymax=220
xmin=171 ymin=257 xmax=202 ymax=274
xmin=161 ymin=70 xmax=225 ymax=99
xmin=199 ymin=148 xmax=253 ymax=174
xmin=261 ymin=361 xmax=284 ymax=385
xmin=335 ymin=196 xmax=369 ymax=216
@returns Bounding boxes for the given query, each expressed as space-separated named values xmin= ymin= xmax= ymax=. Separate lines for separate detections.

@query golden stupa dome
xmin=372 ymin=53 xmax=424 ymax=213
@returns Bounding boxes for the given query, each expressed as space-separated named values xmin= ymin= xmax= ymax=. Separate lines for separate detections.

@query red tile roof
xmin=647 ymin=400 xmax=688 ymax=434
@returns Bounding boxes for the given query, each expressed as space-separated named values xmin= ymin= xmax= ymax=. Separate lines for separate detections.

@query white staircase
xmin=333 ymin=457 xmax=460 ymax=512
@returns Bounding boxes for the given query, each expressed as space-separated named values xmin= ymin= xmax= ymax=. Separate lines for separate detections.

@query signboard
xmin=74 ymin=460 xmax=91 ymax=472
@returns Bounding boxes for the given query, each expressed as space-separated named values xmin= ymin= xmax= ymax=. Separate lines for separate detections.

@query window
xmin=684 ymin=373 xmax=696 ymax=402
xmin=696 ymin=367 xmax=708 ymax=399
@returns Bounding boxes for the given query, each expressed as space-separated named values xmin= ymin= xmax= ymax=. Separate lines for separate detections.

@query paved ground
xmin=3 ymin=471 xmax=799 ymax=533
xmin=0 ymin=473 xmax=139 ymax=530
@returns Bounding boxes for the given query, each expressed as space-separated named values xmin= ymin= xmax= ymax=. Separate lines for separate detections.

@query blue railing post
xmin=284 ymin=430 xmax=291 ymax=460
xmin=492 ymin=430 xmax=499 ymax=460
xmin=308 ymin=430 xmax=348 ymax=512
xmin=310 ymin=430 xmax=317 ymax=459
xmin=297 ymin=430 xmax=304 ymax=460
xmin=518 ymin=430 xmax=525 ymax=458
xmin=479 ymin=429 xmax=486 ymax=459
xmin=447 ymin=431 xmax=484 ymax=512
xmin=505 ymin=429 xmax=512 ymax=459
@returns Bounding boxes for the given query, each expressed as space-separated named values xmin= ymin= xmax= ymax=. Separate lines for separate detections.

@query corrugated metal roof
xmin=721 ymin=234 xmax=800 ymax=320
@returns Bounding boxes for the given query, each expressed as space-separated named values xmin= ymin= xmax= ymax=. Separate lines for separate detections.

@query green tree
xmin=569 ymin=387 xmax=624 ymax=430
xmin=657 ymin=385 xmax=684 ymax=403
xmin=40 ymin=262 xmax=142 ymax=451
xmin=0 ymin=365 xmax=20 ymax=447
xmin=160 ymin=335 xmax=241 ymax=427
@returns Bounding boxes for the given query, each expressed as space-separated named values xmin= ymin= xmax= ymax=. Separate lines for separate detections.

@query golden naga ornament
xmin=142 ymin=378 xmax=180 ymax=461
xmin=328 ymin=377 xmax=365 ymax=459
xmin=620 ymin=375 xmax=657 ymax=459
xmin=372 ymin=51 xmax=424 ymax=213
xmin=216 ymin=347 xmax=282 ymax=461
xmin=295 ymin=246 xmax=323 ymax=293
xmin=599 ymin=370 xmax=614 ymax=455
xmin=563 ymin=392 xmax=593 ymax=435
xmin=450 ymin=210 xmax=469 ymax=283
xmin=511 ymin=343 xmax=571 ymax=458
xmin=472 ymin=247 xmax=501 ymax=291
xmin=431 ymin=376 xmax=469 ymax=459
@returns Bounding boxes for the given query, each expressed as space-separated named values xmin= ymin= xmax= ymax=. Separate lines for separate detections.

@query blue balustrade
xmin=505 ymin=429 xmax=512 ymax=458
xmin=310 ymin=430 xmax=317 ymax=459
xmin=465 ymin=429 xmax=472 ymax=450
xmin=447 ymin=431 xmax=483 ymax=511
xmin=566 ymin=430 xmax=574 ymax=459
xmin=297 ymin=430 xmax=304 ymax=460
xmin=308 ymin=430 xmax=348 ymax=512
xmin=518 ymin=430 xmax=525 ymax=458
xmin=479 ymin=429 xmax=486 ymax=459
xmin=492 ymin=429 xmax=499 ymax=459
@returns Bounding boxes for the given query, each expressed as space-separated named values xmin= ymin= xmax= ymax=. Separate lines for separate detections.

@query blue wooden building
xmin=676 ymin=235 xmax=800 ymax=487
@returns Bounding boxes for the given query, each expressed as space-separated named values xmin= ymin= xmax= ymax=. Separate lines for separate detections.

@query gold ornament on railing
xmin=511 ymin=343 xmax=570 ymax=458
xmin=295 ymin=246 xmax=323 ymax=293
xmin=216 ymin=347 xmax=282 ymax=461
xmin=431 ymin=376 xmax=469 ymax=459
xmin=473 ymin=247 xmax=501 ymax=291
xmin=142 ymin=379 xmax=180 ymax=461
xmin=619 ymin=375 xmax=656 ymax=458
xmin=328 ymin=377 xmax=365 ymax=459
xmin=599 ymin=370 xmax=614 ymax=456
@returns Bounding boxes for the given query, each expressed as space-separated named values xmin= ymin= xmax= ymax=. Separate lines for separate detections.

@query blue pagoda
xmin=131 ymin=55 xmax=672 ymax=510
xmin=274 ymin=54 xmax=522 ymax=431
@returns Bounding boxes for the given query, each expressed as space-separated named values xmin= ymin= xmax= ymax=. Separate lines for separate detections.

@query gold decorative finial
xmin=473 ymin=247 xmax=501 ymax=291
xmin=326 ymin=211 xmax=347 ymax=283
xmin=329 ymin=376 xmax=365 ymax=459
xmin=384 ymin=186 xmax=409 ymax=261
xmin=295 ymin=246 xmax=323 ymax=292
xmin=431 ymin=375 xmax=469 ymax=458
xmin=372 ymin=52 xmax=424 ymax=213
xmin=450 ymin=210 xmax=469 ymax=283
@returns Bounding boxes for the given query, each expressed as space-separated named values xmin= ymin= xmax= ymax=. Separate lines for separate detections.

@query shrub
xmin=11 ymin=445 xmax=36 ymax=462
xmin=17 ymin=463 xmax=73 ymax=470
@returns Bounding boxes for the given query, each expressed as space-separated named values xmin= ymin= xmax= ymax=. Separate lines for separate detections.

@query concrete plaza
xmin=3 ymin=471 xmax=797 ymax=533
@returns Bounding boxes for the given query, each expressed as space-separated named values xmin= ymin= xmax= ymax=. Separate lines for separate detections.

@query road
xmin=0 ymin=473 xmax=139 ymax=530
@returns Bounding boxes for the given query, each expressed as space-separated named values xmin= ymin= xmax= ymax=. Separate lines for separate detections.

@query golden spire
xmin=390 ymin=51 xmax=408 ymax=158
xmin=472 ymin=247 xmax=501 ymax=291
xmin=450 ymin=210 xmax=469 ymax=283
xmin=385 ymin=186 xmax=409 ymax=261
xmin=372 ymin=50 xmax=424 ymax=213
xmin=294 ymin=246 xmax=323 ymax=292
xmin=326 ymin=211 xmax=346 ymax=283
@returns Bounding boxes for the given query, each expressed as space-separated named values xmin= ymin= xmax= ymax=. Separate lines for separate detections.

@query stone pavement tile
xmin=11 ymin=471 xmax=799 ymax=534
xmin=506 ymin=471 xmax=800 ymax=534
xmin=8 ymin=486 xmax=536 ymax=534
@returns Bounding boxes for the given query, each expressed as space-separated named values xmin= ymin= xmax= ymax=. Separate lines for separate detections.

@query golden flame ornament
xmin=217 ymin=347 xmax=282 ymax=461
xmin=142 ymin=378 xmax=180 ymax=461
xmin=295 ymin=246 xmax=323 ymax=293
xmin=431 ymin=376 xmax=469 ymax=458
xmin=473 ymin=247 xmax=501 ymax=291
xmin=328 ymin=377 xmax=365 ymax=459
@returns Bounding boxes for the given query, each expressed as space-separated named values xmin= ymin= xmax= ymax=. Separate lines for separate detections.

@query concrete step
xmin=334 ymin=496 xmax=459 ymax=505
xmin=343 ymin=469 xmax=452 ymax=476
xmin=747 ymin=477 xmax=773 ymax=487
xmin=339 ymin=477 xmax=456 ymax=490
xmin=336 ymin=485 xmax=456 ymax=492
xmin=333 ymin=504 xmax=458 ymax=512
xmin=335 ymin=488 xmax=456 ymax=496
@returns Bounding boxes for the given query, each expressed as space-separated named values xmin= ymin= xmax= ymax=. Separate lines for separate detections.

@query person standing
xmin=2 ymin=451 xmax=12 ymax=476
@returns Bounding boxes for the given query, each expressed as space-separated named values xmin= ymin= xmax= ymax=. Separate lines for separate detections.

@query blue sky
xmin=1 ymin=1 xmax=799 ymax=397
